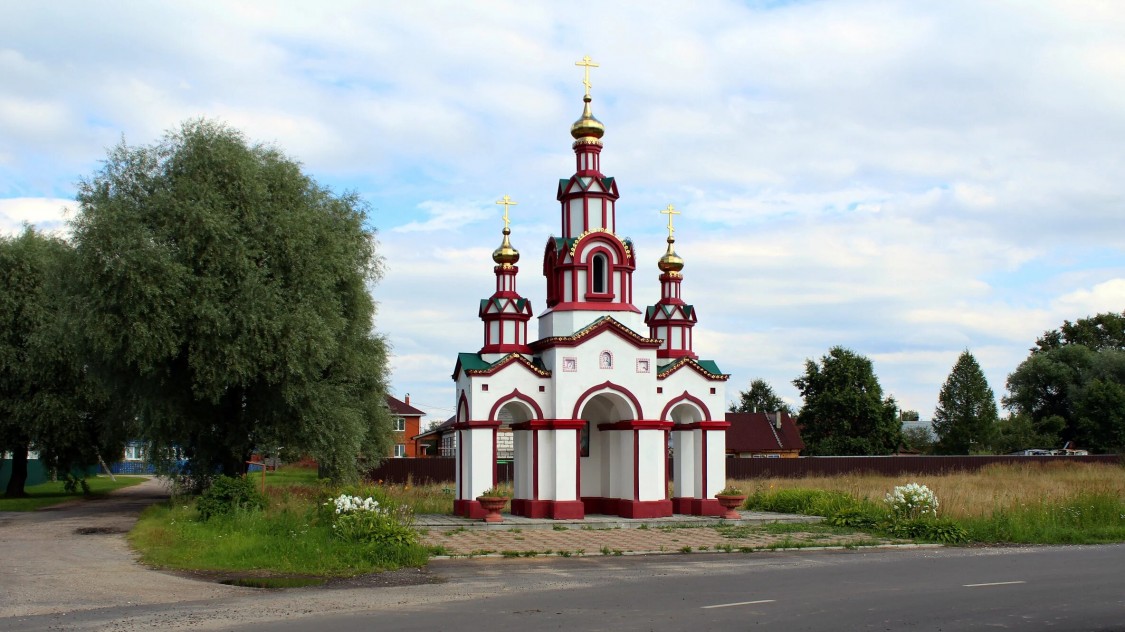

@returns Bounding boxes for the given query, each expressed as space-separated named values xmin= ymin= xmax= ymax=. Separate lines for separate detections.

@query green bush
xmin=887 ymin=517 xmax=967 ymax=543
xmin=746 ymin=488 xmax=857 ymax=516
xmin=825 ymin=507 xmax=883 ymax=530
xmin=196 ymin=476 xmax=266 ymax=521
xmin=324 ymin=489 xmax=418 ymax=548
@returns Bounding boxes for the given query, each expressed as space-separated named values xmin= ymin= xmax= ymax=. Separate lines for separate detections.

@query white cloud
xmin=3 ymin=0 xmax=1124 ymax=423
xmin=0 ymin=197 xmax=72 ymax=236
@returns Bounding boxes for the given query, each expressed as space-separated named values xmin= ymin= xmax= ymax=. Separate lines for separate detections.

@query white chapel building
xmin=451 ymin=61 xmax=730 ymax=520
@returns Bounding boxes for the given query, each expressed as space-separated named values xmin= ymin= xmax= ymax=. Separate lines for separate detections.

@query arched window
xmin=592 ymin=253 xmax=607 ymax=294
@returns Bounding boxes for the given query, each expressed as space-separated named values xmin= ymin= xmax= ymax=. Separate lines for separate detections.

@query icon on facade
xmin=599 ymin=351 xmax=613 ymax=369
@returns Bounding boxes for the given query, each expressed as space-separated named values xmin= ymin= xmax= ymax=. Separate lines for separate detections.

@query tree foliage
xmin=729 ymin=378 xmax=793 ymax=415
xmin=1005 ymin=313 xmax=1125 ymax=453
xmin=1034 ymin=311 xmax=1125 ymax=353
xmin=69 ymin=119 xmax=392 ymax=480
xmin=900 ymin=426 xmax=935 ymax=454
xmin=991 ymin=413 xmax=1059 ymax=454
xmin=932 ymin=351 xmax=999 ymax=454
xmin=0 ymin=229 xmax=130 ymax=496
xmin=793 ymin=346 xmax=900 ymax=455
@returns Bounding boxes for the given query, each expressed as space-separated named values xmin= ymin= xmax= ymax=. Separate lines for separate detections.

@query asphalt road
xmin=257 ymin=542 xmax=1125 ymax=629
xmin=252 ymin=544 xmax=1125 ymax=632
xmin=18 ymin=544 xmax=1112 ymax=632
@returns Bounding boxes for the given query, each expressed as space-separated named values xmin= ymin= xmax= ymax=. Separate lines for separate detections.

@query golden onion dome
xmin=493 ymin=227 xmax=520 ymax=265
xmin=570 ymin=95 xmax=605 ymax=141
xmin=658 ymin=236 xmax=684 ymax=273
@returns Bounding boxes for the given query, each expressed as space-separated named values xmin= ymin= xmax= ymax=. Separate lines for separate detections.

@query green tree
xmin=729 ymin=378 xmax=793 ymax=415
xmin=900 ymin=425 xmax=935 ymax=454
xmin=792 ymin=346 xmax=900 ymax=455
xmin=991 ymin=413 xmax=1059 ymax=454
xmin=0 ymin=229 xmax=129 ymax=497
xmin=932 ymin=351 xmax=999 ymax=454
xmin=69 ymin=119 xmax=392 ymax=480
xmin=1005 ymin=316 xmax=1125 ymax=453
xmin=899 ymin=409 xmax=920 ymax=422
xmin=1034 ymin=311 xmax=1125 ymax=353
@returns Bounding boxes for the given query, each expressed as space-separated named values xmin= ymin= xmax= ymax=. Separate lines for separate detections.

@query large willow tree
xmin=70 ymin=120 xmax=392 ymax=480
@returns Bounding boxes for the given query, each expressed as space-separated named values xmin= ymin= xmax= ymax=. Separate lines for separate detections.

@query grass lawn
xmin=0 ymin=475 xmax=147 ymax=512
xmin=131 ymin=466 xmax=430 ymax=578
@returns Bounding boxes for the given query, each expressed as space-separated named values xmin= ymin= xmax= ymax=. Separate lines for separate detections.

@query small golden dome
xmin=570 ymin=95 xmax=605 ymax=141
xmin=658 ymin=236 xmax=684 ymax=273
xmin=493 ymin=227 xmax=520 ymax=265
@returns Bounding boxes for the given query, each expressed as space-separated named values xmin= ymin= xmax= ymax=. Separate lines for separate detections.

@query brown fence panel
xmin=725 ymin=455 xmax=1120 ymax=480
xmin=367 ymin=455 xmax=1119 ymax=485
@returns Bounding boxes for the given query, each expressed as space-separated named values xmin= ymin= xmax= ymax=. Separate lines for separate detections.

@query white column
xmin=704 ymin=429 xmax=727 ymax=498
xmin=513 ymin=428 xmax=533 ymax=501
xmin=553 ymin=428 xmax=579 ymax=502
xmin=672 ymin=429 xmax=696 ymax=498
xmin=463 ymin=427 xmax=495 ymax=499
xmin=636 ymin=430 xmax=665 ymax=502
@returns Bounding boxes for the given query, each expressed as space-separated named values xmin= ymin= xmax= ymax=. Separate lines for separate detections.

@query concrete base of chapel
xmin=671 ymin=496 xmax=723 ymax=516
xmin=511 ymin=498 xmax=585 ymax=520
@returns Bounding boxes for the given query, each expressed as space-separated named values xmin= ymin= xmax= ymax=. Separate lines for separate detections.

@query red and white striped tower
xmin=540 ymin=56 xmax=640 ymax=338
xmin=645 ymin=204 xmax=699 ymax=362
xmin=479 ymin=195 xmax=532 ymax=361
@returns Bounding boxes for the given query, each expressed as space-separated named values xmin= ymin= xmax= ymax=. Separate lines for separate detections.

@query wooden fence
xmin=367 ymin=455 xmax=1120 ymax=485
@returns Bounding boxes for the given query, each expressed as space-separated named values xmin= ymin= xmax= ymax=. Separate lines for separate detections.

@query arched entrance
xmin=576 ymin=387 xmax=672 ymax=518
xmin=663 ymin=393 xmax=727 ymax=516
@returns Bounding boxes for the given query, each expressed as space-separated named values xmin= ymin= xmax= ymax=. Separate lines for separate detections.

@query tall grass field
xmin=733 ymin=461 xmax=1125 ymax=545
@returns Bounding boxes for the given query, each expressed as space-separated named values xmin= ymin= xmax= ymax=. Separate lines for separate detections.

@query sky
xmin=3 ymin=1 xmax=1124 ymax=426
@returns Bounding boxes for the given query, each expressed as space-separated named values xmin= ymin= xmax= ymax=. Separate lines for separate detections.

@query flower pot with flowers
xmin=476 ymin=485 xmax=511 ymax=523
xmin=715 ymin=485 xmax=747 ymax=520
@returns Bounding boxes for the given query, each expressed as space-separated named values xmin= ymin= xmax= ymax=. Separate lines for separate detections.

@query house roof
xmin=386 ymin=394 xmax=425 ymax=417
xmin=725 ymin=411 xmax=805 ymax=453
xmin=414 ymin=415 xmax=456 ymax=440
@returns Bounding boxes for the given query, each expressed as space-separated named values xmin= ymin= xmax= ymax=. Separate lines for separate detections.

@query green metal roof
xmin=456 ymin=352 xmax=493 ymax=372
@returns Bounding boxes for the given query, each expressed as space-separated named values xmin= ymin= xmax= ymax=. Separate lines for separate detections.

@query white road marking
xmin=702 ymin=599 xmax=776 ymax=609
xmin=963 ymin=581 xmax=1027 ymax=587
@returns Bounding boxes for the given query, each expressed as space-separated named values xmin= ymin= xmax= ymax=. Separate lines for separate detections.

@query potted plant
xmin=715 ymin=485 xmax=746 ymax=520
xmin=476 ymin=484 xmax=511 ymax=523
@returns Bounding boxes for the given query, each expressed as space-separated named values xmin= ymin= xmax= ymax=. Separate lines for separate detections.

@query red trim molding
xmin=659 ymin=391 xmax=713 ymax=422
xmin=510 ymin=419 xmax=587 ymax=431
xmin=451 ymin=419 xmax=503 ymax=430
xmin=597 ymin=419 xmax=674 ymax=431
xmin=570 ymin=381 xmax=645 ymax=420
xmin=487 ymin=389 xmax=545 ymax=421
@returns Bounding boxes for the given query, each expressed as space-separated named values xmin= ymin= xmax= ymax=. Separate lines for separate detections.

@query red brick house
xmin=386 ymin=394 xmax=425 ymax=458
xmin=725 ymin=411 xmax=804 ymax=458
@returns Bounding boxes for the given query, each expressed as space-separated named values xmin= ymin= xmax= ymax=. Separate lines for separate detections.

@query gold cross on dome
xmin=496 ymin=195 xmax=517 ymax=228
xmin=660 ymin=204 xmax=681 ymax=237
xmin=575 ymin=55 xmax=599 ymax=98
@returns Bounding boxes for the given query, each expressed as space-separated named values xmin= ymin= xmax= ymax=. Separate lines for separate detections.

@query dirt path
xmin=0 ymin=478 xmax=241 ymax=619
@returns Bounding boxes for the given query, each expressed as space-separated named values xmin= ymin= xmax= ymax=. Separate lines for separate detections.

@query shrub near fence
xmin=366 ymin=455 xmax=1119 ymax=485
